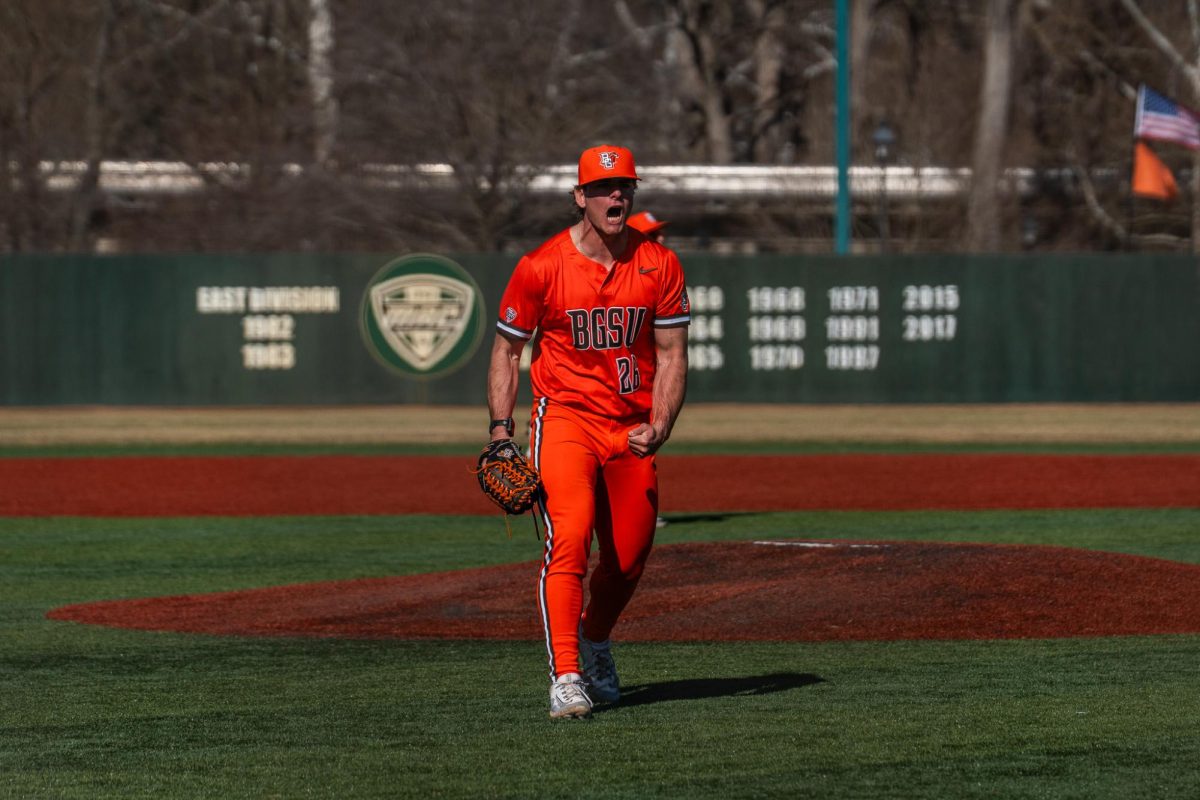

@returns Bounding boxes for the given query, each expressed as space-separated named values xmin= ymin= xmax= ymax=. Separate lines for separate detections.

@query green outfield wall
xmin=2 ymin=253 xmax=1197 ymax=405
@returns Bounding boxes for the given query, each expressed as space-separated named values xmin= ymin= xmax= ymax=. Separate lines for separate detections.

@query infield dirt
xmin=49 ymin=540 xmax=1200 ymax=642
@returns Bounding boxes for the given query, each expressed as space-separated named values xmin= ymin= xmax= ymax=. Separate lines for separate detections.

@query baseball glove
xmin=473 ymin=438 xmax=542 ymax=516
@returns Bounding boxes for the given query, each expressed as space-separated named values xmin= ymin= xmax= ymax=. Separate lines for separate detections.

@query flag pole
xmin=1128 ymin=142 xmax=1135 ymax=244
xmin=1192 ymin=149 xmax=1199 ymax=254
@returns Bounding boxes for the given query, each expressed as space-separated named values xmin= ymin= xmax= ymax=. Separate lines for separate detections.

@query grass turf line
xmin=3 ymin=509 xmax=1200 ymax=798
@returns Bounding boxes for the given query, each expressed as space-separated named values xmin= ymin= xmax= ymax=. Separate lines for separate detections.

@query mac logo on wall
xmin=360 ymin=254 xmax=485 ymax=377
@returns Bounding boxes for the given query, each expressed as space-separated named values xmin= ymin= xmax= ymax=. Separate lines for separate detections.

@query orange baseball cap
xmin=627 ymin=211 xmax=668 ymax=235
xmin=577 ymin=145 xmax=639 ymax=186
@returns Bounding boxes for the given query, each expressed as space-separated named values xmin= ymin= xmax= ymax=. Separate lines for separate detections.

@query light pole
xmin=873 ymin=122 xmax=896 ymax=253
xmin=835 ymin=0 xmax=851 ymax=254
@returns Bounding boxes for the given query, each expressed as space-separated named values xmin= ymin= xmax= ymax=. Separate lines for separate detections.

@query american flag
xmin=1135 ymin=85 xmax=1200 ymax=150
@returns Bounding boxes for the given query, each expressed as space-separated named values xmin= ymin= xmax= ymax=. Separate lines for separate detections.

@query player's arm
xmin=488 ymin=254 xmax=540 ymax=443
xmin=628 ymin=325 xmax=688 ymax=457
xmin=487 ymin=331 xmax=525 ymax=442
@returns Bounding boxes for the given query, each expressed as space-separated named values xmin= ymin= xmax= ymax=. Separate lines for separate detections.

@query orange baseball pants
xmin=529 ymin=398 xmax=659 ymax=680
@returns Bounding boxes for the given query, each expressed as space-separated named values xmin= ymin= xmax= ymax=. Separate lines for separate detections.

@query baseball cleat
xmin=549 ymin=673 xmax=593 ymax=719
xmin=580 ymin=637 xmax=620 ymax=704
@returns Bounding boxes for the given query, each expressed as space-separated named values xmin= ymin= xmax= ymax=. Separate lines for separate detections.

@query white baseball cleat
xmin=579 ymin=637 xmax=620 ymax=704
xmin=549 ymin=673 xmax=593 ymax=719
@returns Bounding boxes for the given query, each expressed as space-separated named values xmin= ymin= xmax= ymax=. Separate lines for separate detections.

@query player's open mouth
xmin=606 ymin=207 xmax=624 ymax=223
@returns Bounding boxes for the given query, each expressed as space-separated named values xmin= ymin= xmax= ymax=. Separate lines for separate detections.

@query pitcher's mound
xmin=47 ymin=540 xmax=1200 ymax=641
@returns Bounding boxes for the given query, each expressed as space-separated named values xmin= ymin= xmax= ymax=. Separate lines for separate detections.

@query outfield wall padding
xmin=2 ymin=253 xmax=1197 ymax=405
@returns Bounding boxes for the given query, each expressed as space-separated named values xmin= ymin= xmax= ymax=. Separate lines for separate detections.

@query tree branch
xmin=1189 ymin=0 xmax=1200 ymax=62
xmin=68 ymin=1 xmax=115 ymax=251
xmin=122 ymin=0 xmax=305 ymax=70
xmin=1118 ymin=0 xmax=1196 ymax=86
xmin=1067 ymin=150 xmax=1128 ymax=246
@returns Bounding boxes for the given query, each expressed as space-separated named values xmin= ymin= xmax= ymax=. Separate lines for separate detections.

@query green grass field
xmin=5 ymin=499 xmax=1200 ymax=799
xmin=3 ymin=400 xmax=1199 ymax=800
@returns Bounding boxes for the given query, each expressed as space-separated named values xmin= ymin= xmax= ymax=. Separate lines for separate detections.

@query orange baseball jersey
xmin=496 ymin=228 xmax=690 ymax=421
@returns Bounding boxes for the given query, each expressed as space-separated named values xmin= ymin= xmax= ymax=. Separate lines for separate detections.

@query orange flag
xmin=1132 ymin=140 xmax=1179 ymax=201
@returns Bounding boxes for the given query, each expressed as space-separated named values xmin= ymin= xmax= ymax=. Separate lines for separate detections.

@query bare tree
xmin=1119 ymin=0 xmax=1200 ymax=250
xmin=966 ymin=0 xmax=1017 ymax=251
xmin=1023 ymin=1 xmax=1197 ymax=251
xmin=7 ymin=0 xmax=1200 ymax=254
xmin=667 ymin=1 xmax=737 ymax=163
xmin=308 ymin=0 xmax=337 ymax=165
xmin=0 ymin=2 xmax=98 ymax=251
xmin=67 ymin=2 xmax=116 ymax=251
xmin=654 ymin=1 xmax=836 ymax=165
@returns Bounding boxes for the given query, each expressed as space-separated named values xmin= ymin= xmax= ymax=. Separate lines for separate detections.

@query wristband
xmin=489 ymin=417 xmax=514 ymax=436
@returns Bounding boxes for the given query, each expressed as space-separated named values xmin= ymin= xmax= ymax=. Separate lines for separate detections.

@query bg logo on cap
xmin=578 ymin=144 xmax=639 ymax=185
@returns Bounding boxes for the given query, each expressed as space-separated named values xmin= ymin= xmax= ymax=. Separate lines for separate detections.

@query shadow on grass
xmin=659 ymin=511 xmax=759 ymax=525
xmin=599 ymin=672 xmax=824 ymax=712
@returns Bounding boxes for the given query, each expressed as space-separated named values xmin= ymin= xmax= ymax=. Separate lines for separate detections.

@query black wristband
xmin=489 ymin=417 xmax=514 ymax=436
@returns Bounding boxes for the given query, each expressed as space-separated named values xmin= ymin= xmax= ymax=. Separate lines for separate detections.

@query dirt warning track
xmin=4 ymin=453 xmax=1200 ymax=516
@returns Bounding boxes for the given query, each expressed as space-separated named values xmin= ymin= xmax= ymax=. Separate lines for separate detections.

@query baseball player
xmin=486 ymin=144 xmax=690 ymax=719
xmin=626 ymin=210 xmax=670 ymax=244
